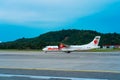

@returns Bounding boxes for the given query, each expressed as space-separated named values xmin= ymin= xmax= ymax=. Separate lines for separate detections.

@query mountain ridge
xmin=0 ymin=29 xmax=120 ymax=49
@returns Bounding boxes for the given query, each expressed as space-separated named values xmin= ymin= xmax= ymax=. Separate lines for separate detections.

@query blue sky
xmin=0 ymin=0 xmax=120 ymax=42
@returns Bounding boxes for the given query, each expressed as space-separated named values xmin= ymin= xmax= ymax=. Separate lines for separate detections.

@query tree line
xmin=0 ymin=29 xmax=120 ymax=49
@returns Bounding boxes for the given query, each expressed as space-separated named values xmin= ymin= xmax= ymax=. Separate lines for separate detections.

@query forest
xmin=0 ymin=29 xmax=120 ymax=49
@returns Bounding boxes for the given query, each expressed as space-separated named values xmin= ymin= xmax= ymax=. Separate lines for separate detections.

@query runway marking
xmin=0 ymin=74 xmax=107 ymax=80
xmin=0 ymin=67 xmax=120 ymax=74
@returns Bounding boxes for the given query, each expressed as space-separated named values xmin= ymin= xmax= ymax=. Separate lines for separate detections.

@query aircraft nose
xmin=42 ymin=48 xmax=46 ymax=51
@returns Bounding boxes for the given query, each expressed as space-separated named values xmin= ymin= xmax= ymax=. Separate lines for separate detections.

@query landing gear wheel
xmin=66 ymin=51 xmax=71 ymax=53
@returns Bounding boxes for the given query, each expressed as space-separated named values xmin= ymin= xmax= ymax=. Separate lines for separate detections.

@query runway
xmin=0 ymin=50 xmax=120 ymax=80
xmin=0 ymin=68 xmax=120 ymax=80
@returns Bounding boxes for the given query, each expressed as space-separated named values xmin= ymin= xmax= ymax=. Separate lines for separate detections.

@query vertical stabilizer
xmin=88 ymin=36 xmax=100 ymax=46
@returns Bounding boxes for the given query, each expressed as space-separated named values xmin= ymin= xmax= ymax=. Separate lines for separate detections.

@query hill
xmin=0 ymin=29 xmax=120 ymax=49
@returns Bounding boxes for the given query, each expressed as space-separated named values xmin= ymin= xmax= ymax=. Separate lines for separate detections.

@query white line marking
xmin=0 ymin=74 xmax=108 ymax=80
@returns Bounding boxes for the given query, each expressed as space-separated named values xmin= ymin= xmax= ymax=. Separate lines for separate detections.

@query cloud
xmin=69 ymin=1 xmax=120 ymax=33
xmin=0 ymin=0 xmax=120 ymax=41
xmin=0 ymin=0 xmax=119 ymax=28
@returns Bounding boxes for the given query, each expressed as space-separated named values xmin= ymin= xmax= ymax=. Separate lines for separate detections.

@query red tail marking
xmin=94 ymin=39 xmax=98 ymax=45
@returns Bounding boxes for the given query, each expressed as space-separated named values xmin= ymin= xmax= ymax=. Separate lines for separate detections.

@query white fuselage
xmin=42 ymin=44 xmax=99 ymax=52
xmin=42 ymin=36 xmax=100 ymax=52
xmin=61 ymin=45 xmax=99 ymax=51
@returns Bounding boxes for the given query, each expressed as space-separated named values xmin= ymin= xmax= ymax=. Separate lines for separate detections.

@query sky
xmin=0 ymin=0 xmax=120 ymax=42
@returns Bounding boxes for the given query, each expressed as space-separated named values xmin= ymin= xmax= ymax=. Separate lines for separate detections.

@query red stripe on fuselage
xmin=48 ymin=47 xmax=59 ymax=51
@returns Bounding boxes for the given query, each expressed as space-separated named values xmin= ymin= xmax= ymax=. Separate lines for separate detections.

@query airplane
xmin=42 ymin=36 xmax=101 ymax=53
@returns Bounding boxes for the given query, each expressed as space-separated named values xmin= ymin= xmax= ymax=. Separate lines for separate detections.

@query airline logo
xmin=94 ymin=37 xmax=100 ymax=45
xmin=94 ymin=39 xmax=98 ymax=45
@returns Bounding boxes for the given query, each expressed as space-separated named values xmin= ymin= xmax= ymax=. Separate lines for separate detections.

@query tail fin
xmin=88 ymin=36 xmax=100 ymax=46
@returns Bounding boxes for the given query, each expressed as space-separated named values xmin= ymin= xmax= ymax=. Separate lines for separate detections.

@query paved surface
xmin=0 ymin=50 xmax=120 ymax=80
xmin=0 ymin=68 xmax=120 ymax=80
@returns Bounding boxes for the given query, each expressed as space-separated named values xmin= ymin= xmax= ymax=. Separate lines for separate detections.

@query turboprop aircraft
xmin=42 ymin=36 xmax=100 ymax=53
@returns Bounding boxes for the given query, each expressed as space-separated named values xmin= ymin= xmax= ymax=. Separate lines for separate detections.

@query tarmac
xmin=0 ymin=50 xmax=120 ymax=80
